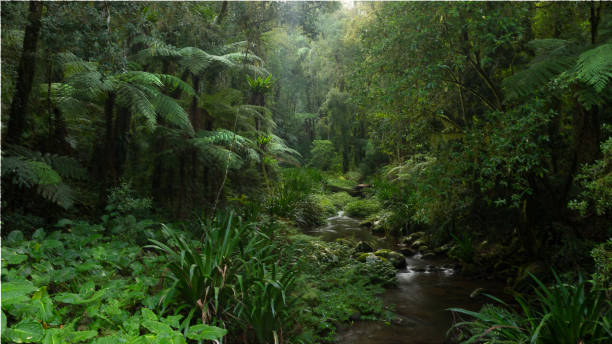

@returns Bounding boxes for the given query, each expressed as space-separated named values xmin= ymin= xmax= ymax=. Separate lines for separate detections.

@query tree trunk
xmin=5 ymin=1 xmax=44 ymax=145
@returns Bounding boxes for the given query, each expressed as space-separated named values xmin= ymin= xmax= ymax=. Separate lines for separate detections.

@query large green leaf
xmin=142 ymin=320 xmax=172 ymax=334
xmin=54 ymin=288 xmax=106 ymax=305
xmin=4 ymin=321 xmax=44 ymax=343
xmin=31 ymin=287 xmax=55 ymax=323
xmin=185 ymin=324 xmax=227 ymax=341
xmin=1 ymin=281 xmax=38 ymax=306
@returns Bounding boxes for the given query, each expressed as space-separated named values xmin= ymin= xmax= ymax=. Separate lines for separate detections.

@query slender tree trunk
xmin=5 ymin=1 xmax=44 ymax=145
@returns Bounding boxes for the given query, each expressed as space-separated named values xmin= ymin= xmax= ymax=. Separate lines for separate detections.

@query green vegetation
xmin=2 ymin=1 xmax=611 ymax=343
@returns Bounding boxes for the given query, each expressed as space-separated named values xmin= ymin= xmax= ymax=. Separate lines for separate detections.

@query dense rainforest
xmin=1 ymin=1 xmax=611 ymax=343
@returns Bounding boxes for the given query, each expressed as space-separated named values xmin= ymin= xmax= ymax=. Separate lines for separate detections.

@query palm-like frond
xmin=150 ymin=93 xmax=194 ymax=134
xmin=575 ymin=43 xmax=612 ymax=92
xmin=1 ymin=147 xmax=84 ymax=209
xmin=265 ymin=134 xmax=302 ymax=167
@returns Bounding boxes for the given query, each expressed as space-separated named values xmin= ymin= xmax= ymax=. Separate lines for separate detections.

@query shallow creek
xmin=306 ymin=212 xmax=506 ymax=344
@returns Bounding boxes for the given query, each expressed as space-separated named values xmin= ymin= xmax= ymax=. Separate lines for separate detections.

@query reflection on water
xmin=307 ymin=212 xmax=506 ymax=344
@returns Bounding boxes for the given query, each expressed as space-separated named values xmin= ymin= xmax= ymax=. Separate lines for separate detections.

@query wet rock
xmin=422 ymin=252 xmax=436 ymax=259
xmin=349 ymin=311 xmax=361 ymax=321
xmin=434 ymin=243 xmax=452 ymax=254
xmin=417 ymin=245 xmax=429 ymax=252
xmin=411 ymin=239 xmax=427 ymax=249
xmin=399 ymin=247 xmax=416 ymax=256
xmin=373 ymin=249 xmax=407 ymax=269
xmin=354 ymin=241 xmax=373 ymax=253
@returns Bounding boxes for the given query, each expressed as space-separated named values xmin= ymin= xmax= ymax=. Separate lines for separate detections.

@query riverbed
xmin=307 ymin=212 xmax=506 ymax=344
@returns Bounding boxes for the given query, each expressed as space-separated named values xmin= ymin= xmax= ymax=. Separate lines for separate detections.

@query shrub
xmin=328 ymin=192 xmax=356 ymax=210
xmin=309 ymin=140 xmax=341 ymax=171
xmin=344 ymin=199 xmax=381 ymax=218
xmin=310 ymin=194 xmax=338 ymax=217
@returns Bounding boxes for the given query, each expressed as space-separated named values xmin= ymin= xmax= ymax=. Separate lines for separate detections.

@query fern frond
xmin=503 ymin=56 xmax=575 ymax=99
xmin=575 ymin=43 xmax=612 ymax=92
xmin=4 ymin=146 xmax=87 ymax=181
xmin=156 ymin=73 xmax=196 ymax=97
xmin=1 ymin=153 xmax=76 ymax=209
xmin=266 ymin=134 xmax=302 ymax=166
xmin=115 ymin=82 xmax=158 ymax=129
xmin=151 ymin=93 xmax=194 ymax=134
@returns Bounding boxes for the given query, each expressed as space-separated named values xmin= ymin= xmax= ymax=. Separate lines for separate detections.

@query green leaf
xmin=31 ymin=287 xmax=55 ymax=323
xmin=2 ymin=249 xmax=28 ymax=265
xmin=67 ymin=330 xmax=98 ymax=342
xmin=1 ymin=281 xmax=38 ymax=306
xmin=4 ymin=321 xmax=44 ymax=343
xmin=54 ymin=288 xmax=106 ymax=305
xmin=141 ymin=308 xmax=158 ymax=321
xmin=185 ymin=324 xmax=227 ymax=341
xmin=142 ymin=320 xmax=173 ymax=334
xmin=2 ymin=310 xmax=7 ymax=334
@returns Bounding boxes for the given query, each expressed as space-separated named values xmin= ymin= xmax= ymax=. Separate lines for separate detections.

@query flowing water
xmin=307 ymin=212 xmax=506 ymax=344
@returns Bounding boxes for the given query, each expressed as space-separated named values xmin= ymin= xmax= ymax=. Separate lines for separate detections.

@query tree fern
xmin=150 ymin=93 xmax=194 ymax=134
xmin=1 ymin=150 xmax=79 ymax=209
xmin=575 ymin=43 xmax=612 ymax=92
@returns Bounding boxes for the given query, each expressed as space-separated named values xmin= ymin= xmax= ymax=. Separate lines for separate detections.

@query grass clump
xmin=345 ymin=198 xmax=382 ymax=218
xmin=448 ymin=272 xmax=612 ymax=343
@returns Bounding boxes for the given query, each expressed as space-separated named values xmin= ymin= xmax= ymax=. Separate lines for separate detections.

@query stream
xmin=307 ymin=212 xmax=506 ymax=344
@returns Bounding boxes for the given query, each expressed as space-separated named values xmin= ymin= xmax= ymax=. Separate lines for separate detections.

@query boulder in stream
xmin=373 ymin=249 xmax=407 ymax=269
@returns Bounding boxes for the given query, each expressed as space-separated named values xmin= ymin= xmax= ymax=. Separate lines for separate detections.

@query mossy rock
xmin=355 ymin=241 xmax=373 ymax=253
xmin=411 ymin=239 xmax=428 ymax=249
xmin=345 ymin=199 xmax=381 ymax=218
xmin=356 ymin=252 xmax=386 ymax=264
xmin=373 ymin=249 xmax=406 ymax=269
xmin=403 ymin=232 xmax=427 ymax=246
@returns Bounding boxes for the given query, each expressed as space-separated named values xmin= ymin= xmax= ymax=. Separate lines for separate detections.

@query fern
xmin=5 ymin=146 xmax=87 ymax=181
xmin=1 ymin=153 xmax=76 ymax=209
xmin=575 ymin=43 xmax=612 ymax=92
xmin=150 ymin=93 xmax=194 ymax=134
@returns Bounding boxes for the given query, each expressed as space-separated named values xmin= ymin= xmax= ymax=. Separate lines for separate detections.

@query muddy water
xmin=308 ymin=212 xmax=506 ymax=344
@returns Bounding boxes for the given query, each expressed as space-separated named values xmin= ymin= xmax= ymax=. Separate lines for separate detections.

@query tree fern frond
xmin=64 ymin=71 xmax=106 ymax=100
xmin=117 ymin=71 xmax=163 ymax=88
xmin=266 ymin=134 xmax=302 ymax=166
xmin=156 ymin=73 xmax=196 ymax=97
xmin=4 ymin=146 xmax=87 ymax=181
xmin=115 ymin=82 xmax=158 ymax=129
xmin=527 ymin=39 xmax=572 ymax=57
xmin=575 ymin=43 xmax=612 ymax=92
xmin=1 ymin=152 xmax=77 ymax=209
xmin=503 ymin=56 xmax=575 ymax=99
xmin=151 ymin=93 xmax=194 ymax=134
xmin=215 ymin=41 xmax=248 ymax=54
xmin=54 ymin=52 xmax=98 ymax=77
xmin=132 ymin=35 xmax=182 ymax=60
xmin=38 ymin=183 xmax=75 ymax=209
xmin=194 ymin=129 xmax=253 ymax=148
